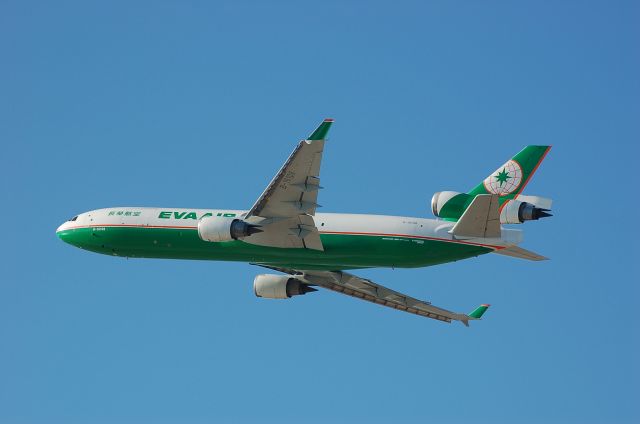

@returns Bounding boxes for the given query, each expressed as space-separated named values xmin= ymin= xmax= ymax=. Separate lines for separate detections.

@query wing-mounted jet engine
xmin=253 ymin=274 xmax=317 ymax=299
xmin=198 ymin=216 xmax=262 ymax=242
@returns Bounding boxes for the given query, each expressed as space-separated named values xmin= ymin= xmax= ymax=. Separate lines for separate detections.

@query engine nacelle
xmin=198 ymin=217 xmax=261 ymax=242
xmin=253 ymin=274 xmax=317 ymax=299
xmin=500 ymin=200 xmax=552 ymax=224
xmin=431 ymin=191 xmax=469 ymax=219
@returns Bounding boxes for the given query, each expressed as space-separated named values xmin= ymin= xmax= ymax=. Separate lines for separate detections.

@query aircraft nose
xmin=56 ymin=221 xmax=71 ymax=242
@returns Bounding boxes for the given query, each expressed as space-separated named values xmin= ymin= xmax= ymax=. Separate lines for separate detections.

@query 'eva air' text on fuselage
xmin=158 ymin=211 xmax=237 ymax=220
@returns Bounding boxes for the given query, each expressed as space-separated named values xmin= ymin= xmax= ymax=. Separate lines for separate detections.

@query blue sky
xmin=1 ymin=1 xmax=638 ymax=423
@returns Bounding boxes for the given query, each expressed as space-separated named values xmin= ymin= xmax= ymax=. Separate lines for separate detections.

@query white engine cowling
xmin=253 ymin=274 xmax=317 ymax=299
xmin=198 ymin=216 xmax=261 ymax=242
xmin=500 ymin=199 xmax=552 ymax=224
xmin=431 ymin=191 xmax=463 ymax=217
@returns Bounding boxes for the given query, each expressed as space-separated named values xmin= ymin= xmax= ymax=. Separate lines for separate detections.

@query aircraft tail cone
xmin=533 ymin=208 xmax=552 ymax=220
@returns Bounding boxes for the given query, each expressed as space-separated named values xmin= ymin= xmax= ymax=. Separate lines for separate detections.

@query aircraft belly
xmin=59 ymin=225 xmax=492 ymax=270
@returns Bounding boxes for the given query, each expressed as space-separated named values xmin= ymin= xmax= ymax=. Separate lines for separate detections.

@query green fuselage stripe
xmin=57 ymin=225 xmax=493 ymax=271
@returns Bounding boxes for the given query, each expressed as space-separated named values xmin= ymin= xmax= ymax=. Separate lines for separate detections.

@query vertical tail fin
xmin=468 ymin=145 xmax=551 ymax=204
xmin=431 ymin=146 xmax=552 ymax=222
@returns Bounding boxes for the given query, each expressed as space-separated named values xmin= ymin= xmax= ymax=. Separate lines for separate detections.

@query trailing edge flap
xmin=243 ymin=214 xmax=324 ymax=251
xmin=493 ymin=245 xmax=548 ymax=261
xmin=450 ymin=194 xmax=501 ymax=239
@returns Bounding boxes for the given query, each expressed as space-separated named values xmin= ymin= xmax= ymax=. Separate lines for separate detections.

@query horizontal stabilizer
xmin=450 ymin=194 xmax=501 ymax=239
xmin=494 ymin=245 xmax=548 ymax=261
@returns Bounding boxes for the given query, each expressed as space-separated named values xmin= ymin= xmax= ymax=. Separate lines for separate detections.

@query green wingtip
xmin=308 ymin=118 xmax=334 ymax=140
xmin=468 ymin=304 xmax=490 ymax=319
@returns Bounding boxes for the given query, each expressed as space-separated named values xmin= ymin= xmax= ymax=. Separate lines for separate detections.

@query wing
xmin=242 ymin=119 xmax=333 ymax=251
xmin=257 ymin=265 xmax=490 ymax=326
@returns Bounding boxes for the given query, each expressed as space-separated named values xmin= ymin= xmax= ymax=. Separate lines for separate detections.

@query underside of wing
xmin=255 ymin=265 xmax=489 ymax=326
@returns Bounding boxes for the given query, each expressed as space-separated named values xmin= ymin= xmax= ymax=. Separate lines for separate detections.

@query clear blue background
xmin=1 ymin=1 xmax=638 ymax=423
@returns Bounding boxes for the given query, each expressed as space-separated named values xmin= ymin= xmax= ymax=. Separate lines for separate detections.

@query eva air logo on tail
xmin=468 ymin=145 xmax=550 ymax=201
xmin=483 ymin=160 xmax=523 ymax=196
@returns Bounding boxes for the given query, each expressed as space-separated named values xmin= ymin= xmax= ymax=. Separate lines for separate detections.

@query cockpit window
xmin=69 ymin=216 xmax=78 ymax=221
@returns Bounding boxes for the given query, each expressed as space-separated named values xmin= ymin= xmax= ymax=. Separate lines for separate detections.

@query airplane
xmin=56 ymin=119 xmax=552 ymax=326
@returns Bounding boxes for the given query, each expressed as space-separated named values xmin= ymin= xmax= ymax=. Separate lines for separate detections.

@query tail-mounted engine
xmin=431 ymin=191 xmax=467 ymax=219
xmin=431 ymin=191 xmax=552 ymax=224
xmin=499 ymin=196 xmax=552 ymax=224
xmin=253 ymin=274 xmax=317 ymax=299
xmin=198 ymin=217 xmax=262 ymax=242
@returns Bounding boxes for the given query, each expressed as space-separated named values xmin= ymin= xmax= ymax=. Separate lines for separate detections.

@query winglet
xmin=455 ymin=304 xmax=490 ymax=327
xmin=469 ymin=304 xmax=490 ymax=319
xmin=308 ymin=118 xmax=334 ymax=140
